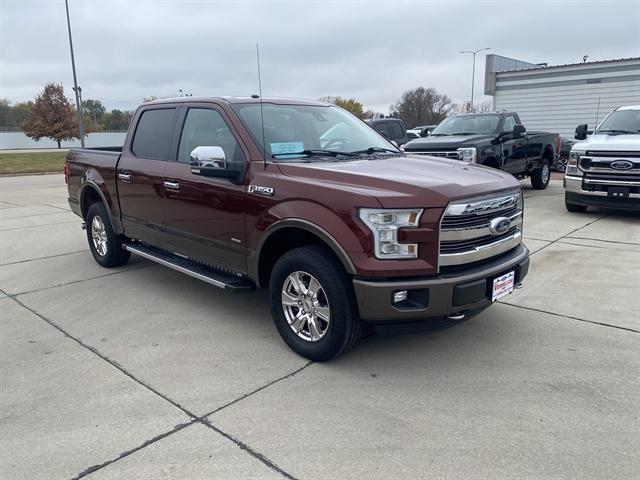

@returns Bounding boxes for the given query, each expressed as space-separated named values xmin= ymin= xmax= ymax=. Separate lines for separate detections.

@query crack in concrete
xmin=7 ymin=294 xmax=309 ymax=480
xmin=556 ymin=239 xmax=640 ymax=252
xmin=202 ymin=361 xmax=313 ymax=418
xmin=0 ymin=219 xmax=78 ymax=232
xmin=564 ymin=235 xmax=639 ymax=246
xmin=10 ymin=263 xmax=155 ymax=297
xmin=500 ymin=301 xmax=640 ymax=334
xmin=528 ymin=214 xmax=609 ymax=257
xmin=199 ymin=417 xmax=300 ymax=480
xmin=70 ymin=420 xmax=197 ymax=480
xmin=0 ymin=250 xmax=87 ymax=267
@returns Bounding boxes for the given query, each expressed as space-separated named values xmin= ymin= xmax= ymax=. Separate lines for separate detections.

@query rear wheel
xmin=269 ymin=246 xmax=364 ymax=361
xmin=531 ymin=159 xmax=551 ymax=190
xmin=86 ymin=203 xmax=130 ymax=267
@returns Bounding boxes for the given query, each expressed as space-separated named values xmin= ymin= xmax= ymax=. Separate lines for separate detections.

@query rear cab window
xmin=131 ymin=108 xmax=178 ymax=160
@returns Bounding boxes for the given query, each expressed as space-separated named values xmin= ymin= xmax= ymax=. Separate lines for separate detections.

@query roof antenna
xmin=255 ymin=43 xmax=267 ymax=168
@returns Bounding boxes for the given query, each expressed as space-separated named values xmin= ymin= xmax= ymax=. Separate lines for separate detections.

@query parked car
xmin=366 ymin=118 xmax=411 ymax=146
xmin=564 ymin=105 xmax=640 ymax=212
xmin=65 ymin=97 xmax=529 ymax=361
xmin=553 ymin=137 xmax=575 ymax=172
xmin=407 ymin=125 xmax=438 ymax=137
xmin=404 ymin=111 xmax=560 ymax=190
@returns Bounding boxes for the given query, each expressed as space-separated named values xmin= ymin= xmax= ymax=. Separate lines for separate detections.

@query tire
xmin=86 ymin=202 xmax=131 ymax=267
xmin=531 ymin=159 xmax=551 ymax=190
xmin=565 ymin=194 xmax=587 ymax=213
xmin=269 ymin=245 xmax=364 ymax=361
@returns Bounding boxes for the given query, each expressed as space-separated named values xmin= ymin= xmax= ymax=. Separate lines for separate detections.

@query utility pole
xmin=65 ymin=0 xmax=85 ymax=147
xmin=460 ymin=47 xmax=491 ymax=112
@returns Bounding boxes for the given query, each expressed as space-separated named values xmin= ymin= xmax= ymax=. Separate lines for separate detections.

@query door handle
xmin=118 ymin=172 xmax=131 ymax=183
xmin=164 ymin=181 xmax=180 ymax=190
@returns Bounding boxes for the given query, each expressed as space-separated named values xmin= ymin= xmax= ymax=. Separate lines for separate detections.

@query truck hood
xmin=277 ymin=155 xmax=520 ymax=208
xmin=573 ymin=134 xmax=640 ymax=152
xmin=404 ymin=134 xmax=494 ymax=151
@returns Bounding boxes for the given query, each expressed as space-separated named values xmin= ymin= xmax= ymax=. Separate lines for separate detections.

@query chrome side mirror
xmin=190 ymin=146 xmax=226 ymax=174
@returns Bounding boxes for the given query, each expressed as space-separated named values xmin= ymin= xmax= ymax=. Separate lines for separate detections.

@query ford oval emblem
xmin=610 ymin=160 xmax=634 ymax=170
xmin=489 ymin=217 xmax=511 ymax=235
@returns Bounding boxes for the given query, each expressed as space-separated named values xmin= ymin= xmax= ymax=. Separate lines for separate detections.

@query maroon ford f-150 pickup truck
xmin=65 ymin=97 xmax=529 ymax=360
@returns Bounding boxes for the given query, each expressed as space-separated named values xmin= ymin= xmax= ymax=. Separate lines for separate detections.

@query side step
xmin=123 ymin=243 xmax=255 ymax=293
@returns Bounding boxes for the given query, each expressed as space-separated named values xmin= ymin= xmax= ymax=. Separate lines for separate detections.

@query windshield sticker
xmin=270 ymin=142 xmax=304 ymax=155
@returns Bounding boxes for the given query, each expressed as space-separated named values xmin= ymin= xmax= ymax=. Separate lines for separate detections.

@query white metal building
xmin=484 ymin=55 xmax=640 ymax=138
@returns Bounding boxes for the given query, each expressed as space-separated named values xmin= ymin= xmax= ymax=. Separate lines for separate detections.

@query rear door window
xmin=389 ymin=121 xmax=404 ymax=140
xmin=131 ymin=108 xmax=178 ymax=160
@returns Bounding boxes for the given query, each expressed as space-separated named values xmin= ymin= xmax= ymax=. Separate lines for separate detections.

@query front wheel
xmin=86 ymin=202 xmax=131 ymax=267
xmin=531 ymin=159 xmax=551 ymax=190
xmin=565 ymin=194 xmax=588 ymax=213
xmin=269 ymin=246 xmax=364 ymax=361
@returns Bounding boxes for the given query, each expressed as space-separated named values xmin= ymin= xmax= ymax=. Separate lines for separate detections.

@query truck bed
xmin=65 ymin=147 xmax=122 ymax=227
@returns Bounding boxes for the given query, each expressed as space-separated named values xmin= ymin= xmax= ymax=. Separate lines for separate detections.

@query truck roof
xmin=617 ymin=105 xmax=640 ymax=111
xmin=143 ymin=96 xmax=330 ymax=107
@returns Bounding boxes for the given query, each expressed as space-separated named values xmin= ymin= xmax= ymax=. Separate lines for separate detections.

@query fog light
xmin=393 ymin=290 xmax=408 ymax=303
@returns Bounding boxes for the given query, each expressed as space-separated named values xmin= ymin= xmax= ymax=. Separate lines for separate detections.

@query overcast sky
xmin=1 ymin=0 xmax=639 ymax=113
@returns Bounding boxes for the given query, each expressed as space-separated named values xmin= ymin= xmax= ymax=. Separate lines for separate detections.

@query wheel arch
xmin=252 ymin=219 xmax=357 ymax=288
xmin=79 ymin=181 xmax=123 ymax=234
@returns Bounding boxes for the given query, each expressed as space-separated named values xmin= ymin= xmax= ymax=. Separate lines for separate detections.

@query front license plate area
xmin=608 ymin=186 xmax=630 ymax=198
xmin=492 ymin=271 xmax=515 ymax=302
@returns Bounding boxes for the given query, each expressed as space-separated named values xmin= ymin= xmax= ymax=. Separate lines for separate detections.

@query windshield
xmin=232 ymin=103 xmax=397 ymax=160
xmin=597 ymin=109 xmax=640 ymax=134
xmin=430 ymin=114 xmax=500 ymax=135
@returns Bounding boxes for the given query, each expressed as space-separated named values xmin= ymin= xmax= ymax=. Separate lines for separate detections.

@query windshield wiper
xmin=597 ymin=129 xmax=637 ymax=135
xmin=272 ymin=149 xmax=357 ymax=158
xmin=348 ymin=146 xmax=400 ymax=155
xmin=429 ymin=133 xmax=450 ymax=136
xmin=451 ymin=132 xmax=477 ymax=135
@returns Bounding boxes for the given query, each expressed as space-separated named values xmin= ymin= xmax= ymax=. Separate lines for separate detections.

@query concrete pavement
xmin=1 ymin=175 xmax=638 ymax=479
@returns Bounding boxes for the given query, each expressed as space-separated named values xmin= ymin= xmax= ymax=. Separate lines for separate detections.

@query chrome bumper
xmin=565 ymin=175 xmax=640 ymax=198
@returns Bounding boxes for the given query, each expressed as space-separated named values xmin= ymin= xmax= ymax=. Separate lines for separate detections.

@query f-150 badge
xmin=248 ymin=185 xmax=274 ymax=196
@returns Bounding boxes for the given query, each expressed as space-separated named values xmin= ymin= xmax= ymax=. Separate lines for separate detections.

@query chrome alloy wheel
xmin=542 ymin=163 xmax=550 ymax=184
xmin=91 ymin=215 xmax=108 ymax=256
xmin=281 ymin=271 xmax=331 ymax=342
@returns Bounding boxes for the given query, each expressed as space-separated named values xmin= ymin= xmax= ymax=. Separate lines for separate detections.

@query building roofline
xmin=495 ymin=56 xmax=640 ymax=74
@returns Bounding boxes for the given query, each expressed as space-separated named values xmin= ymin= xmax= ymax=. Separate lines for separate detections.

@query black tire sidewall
xmin=270 ymin=246 xmax=358 ymax=361
xmin=531 ymin=159 xmax=551 ymax=189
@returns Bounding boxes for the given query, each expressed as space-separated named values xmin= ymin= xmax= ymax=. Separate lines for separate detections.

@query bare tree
xmin=390 ymin=87 xmax=456 ymax=128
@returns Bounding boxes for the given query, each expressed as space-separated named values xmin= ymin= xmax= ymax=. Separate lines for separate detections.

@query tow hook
xmin=515 ymin=283 xmax=524 ymax=289
xmin=446 ymin=312 xmax=466 ymax=321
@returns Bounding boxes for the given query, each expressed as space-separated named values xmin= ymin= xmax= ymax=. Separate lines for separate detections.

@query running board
xmin=123 ymin=243 xmax=255 ymax=293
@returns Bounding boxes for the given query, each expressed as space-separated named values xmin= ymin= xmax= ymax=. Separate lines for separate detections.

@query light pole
xmin=65 ymin=0 xmax=85 ymax=147
xmin=460 ymin=47 xmax=491 ymax=112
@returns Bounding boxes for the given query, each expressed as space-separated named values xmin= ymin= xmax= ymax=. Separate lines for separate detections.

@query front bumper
xmin=564 ymin=176 xmax=640 ymax=210
xmin=353 ymin=244 xmax=529 ymax=323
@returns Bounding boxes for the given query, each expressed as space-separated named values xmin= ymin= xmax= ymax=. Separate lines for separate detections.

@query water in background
xmin=0 ymin=131 xmax=127 ymax=150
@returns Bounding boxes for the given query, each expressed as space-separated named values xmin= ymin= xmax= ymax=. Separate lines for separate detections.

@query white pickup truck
xmin=564 ymin=105 xmax=640 ymax=212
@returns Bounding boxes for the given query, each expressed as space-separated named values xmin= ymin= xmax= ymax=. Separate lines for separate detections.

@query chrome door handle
xmin=118 ymin=172 xmax=131 ymax=182
xmin=164 ymin=181 xmax=180 ymax=190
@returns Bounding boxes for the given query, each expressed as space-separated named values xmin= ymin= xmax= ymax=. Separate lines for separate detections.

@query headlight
xmin=456 ymin=147 xmax=477 ymax=163
xmin=566 ymin=150 xmax=584 ymax=177
xmin=359 ymin=208 xmax=423 ymax=259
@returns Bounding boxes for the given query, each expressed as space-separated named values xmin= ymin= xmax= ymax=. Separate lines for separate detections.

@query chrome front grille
xmin=410 ymin=150 xmax=459 ymax=159
xmin=439 ymin=190 xmax=523 ymax=268
xmin=579 ymin=155 xmax=640 ymax=175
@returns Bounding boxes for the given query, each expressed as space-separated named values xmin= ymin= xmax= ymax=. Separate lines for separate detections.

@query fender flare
xmin=79 ymin=181 xmax=123 ymax=234
xmin=250 ymin=218 xmax=358 ymax=283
